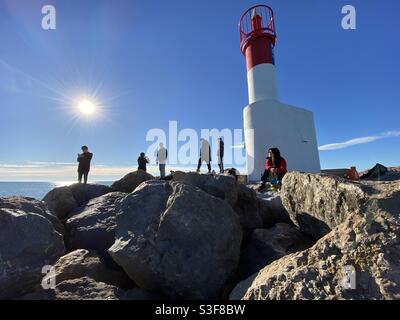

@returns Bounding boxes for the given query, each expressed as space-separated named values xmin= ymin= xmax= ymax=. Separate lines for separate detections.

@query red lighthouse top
xmin=239 ymin=5 xmax=277 ymax=70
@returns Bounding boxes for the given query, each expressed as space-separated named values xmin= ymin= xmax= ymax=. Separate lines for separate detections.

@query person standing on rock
xmin=156 ymin=143 xmax=168 ymax=178
xmin=138 ymin=152 xmax=149 ymax=172
xmin=77 ymin=146 xmax=93 ymax=184
xmin=258 ymin=147 xmax=287 ymax=191
xmin=217 ymin=137 xmax=224 ymax=174
xmin=196 ymin=138 xmax=212 ymax=174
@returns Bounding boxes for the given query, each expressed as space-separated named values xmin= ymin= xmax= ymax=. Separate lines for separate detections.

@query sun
xmin=78 ymin=100 xmax=96 ymax=115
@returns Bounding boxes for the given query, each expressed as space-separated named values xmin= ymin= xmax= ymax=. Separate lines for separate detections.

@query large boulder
xmin=41 ymin=249 xmax=133 ymax=290
xmin=234 ymin=184 xmax=263 ymax=236
xmin=20 ymin=277 xmax=157 ymax=300
xmin=0 ymin=208 xmax=65 ymax=299
xmin=172 ymin=171 xmax=238 ymax=207
xmin=20 ymin=277 xmax=124 ymax=300
xmin=65 ymin=192 xmax=127 ymax=254
xmin=109 ymin=180 xmax=242 ymax=300
xmin=237 ymin=223 xmax=314 ymax=281
xmin=281 ymin=172 xmax=368 ymax=239
xmin=257 ymin=190 xmax=293 ymax=228
xmin=111 ymin=170 xmax=154 ymax=193
xmin=43 ymin=184 xmax=113 ymax=220
xmin=0 ymin=196 xmax=64 ymax=235
xmin=230 ymin=179 xmax=400 ymax=300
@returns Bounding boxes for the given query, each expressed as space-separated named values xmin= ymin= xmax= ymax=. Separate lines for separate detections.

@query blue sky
xmin=0 ymin=0 xmax=399 ymax=181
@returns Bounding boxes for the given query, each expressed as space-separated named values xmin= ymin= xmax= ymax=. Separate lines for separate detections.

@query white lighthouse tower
xmin=239 ymin=5 xmax=321 ymax=181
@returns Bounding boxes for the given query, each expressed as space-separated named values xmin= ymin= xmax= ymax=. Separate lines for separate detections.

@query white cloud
xmin=319 ymin=130 xmax=400 ymax=151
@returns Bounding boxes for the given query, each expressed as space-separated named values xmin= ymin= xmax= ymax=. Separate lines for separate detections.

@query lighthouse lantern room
xmin=239 ymin=5 xmax=321 ymax=181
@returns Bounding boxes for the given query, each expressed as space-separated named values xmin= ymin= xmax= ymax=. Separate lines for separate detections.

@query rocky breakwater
xmin=230 ymin=172 xmax=400 ymax=300
xmin=1 ymin=170 xmax=317 ymax=300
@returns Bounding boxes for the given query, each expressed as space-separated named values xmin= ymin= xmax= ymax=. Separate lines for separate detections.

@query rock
xmin=172 ymin=171 xmax=238 ymax=207
xmin=41 ymin=249 xmax=133 ymax=290
xmin=20 ymin=277 xmax=156 ymax=300
xmin=281 ymin=172 xmax=368 ymax=239
xmin=42 ymin=186 xmax=77 ymax=220
xmin=0 ymin=196 xmax=64 ymax=235
xmin=43 ymin=184 xmax=113 ymax=220
xmin=109 ymin=180 xmax=242 ymax=300
xmin=230 ymin=179 xmax=400 ymax=300
xmin=257 ymin=190 xmax=292 ymax=228
xmin=21 ymin=277 xmax=124 ymax=300
xmin=234 ymin=185 xmax=263 ymax=236
xmin=65 ymin=192 xmax=127 ymax=254
xmin=237 ymin=224 xmax=314 ymax=281
xmin=0 ymin=208 xmax=65 ymax=299
xmin=111 ymin=170 xmax=154 ymax=193
xmin=69 ymin=184 xmax=114 ymax=207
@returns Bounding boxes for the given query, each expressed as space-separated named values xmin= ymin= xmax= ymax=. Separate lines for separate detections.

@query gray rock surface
xmin=111 ymin=170 xmax=154 ymax=193
xmin=0 ymin=208 xmax=65 ymax=299
xmin=65 ymin=192 xmax=127 ymax=254
xmin=41 ymin=249 xmax=133 ymax=289
xmin=43 ymin=183 xmax=113 ymax=220
xmin=0 ymin=196 xmax=64 ymax=235
xmin=21 ymin=277 xmax=123 ymax=300
xmin=230 ymin=177 xmax=400 ymax=300
xmin=237 ymin=223 xmax=314 ymax=281
xmin=281 ymin=172 xmax=368 ymax=239
xmin=234 ymin=184 xmax=263 ymax=236
xmin=109 ymin=180 xmax=242 ymax=299
xmin=172 ymin=171 xmax=238 ymax=207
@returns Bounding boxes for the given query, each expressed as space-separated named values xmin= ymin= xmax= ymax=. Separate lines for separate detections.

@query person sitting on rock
xmin=258 ymin=147 xmax=287 ymax=191
xmin=138 ymin=152 xmax=149 ymax=172
xmin=77 ymin=145 xmax=93 ymax=184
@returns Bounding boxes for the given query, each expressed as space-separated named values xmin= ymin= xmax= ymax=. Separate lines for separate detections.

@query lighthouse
xmin=239 ymin=5 xmax=321 ymax=181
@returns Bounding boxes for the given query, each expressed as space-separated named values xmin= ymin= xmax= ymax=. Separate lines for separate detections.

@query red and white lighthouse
xmin=239 ymin=5 xmax=321 ymax=181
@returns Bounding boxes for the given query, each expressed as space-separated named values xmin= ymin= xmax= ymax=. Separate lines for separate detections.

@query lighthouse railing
xmin=239 ymin=5 xmax=277 ymax=51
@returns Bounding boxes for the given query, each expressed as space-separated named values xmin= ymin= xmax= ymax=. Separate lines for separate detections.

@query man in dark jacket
xmin=77 ymin=146 xmax=93 ymax=184
xmin=217 ymin=137 xmax=224 ymax=173
xmin=138 ymin=152 xmax=149 ymax=172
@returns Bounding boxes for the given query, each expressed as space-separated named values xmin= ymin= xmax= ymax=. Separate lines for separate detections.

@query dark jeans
xmin=218 ymin=157 xmax=224 ymax=173
xmin=197 ymin=158 xmax=211 ymax=172
xmin=78 ymin=171 xmax=89 ymax=184
xmin=261 ymin=170 xmax=285 ymax=184
xmin=159 ymin=164 xmax=166 ymax=178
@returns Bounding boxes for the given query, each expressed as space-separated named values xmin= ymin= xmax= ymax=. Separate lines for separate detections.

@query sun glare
xmin=78 ymin=100 xmax=96 ymax=115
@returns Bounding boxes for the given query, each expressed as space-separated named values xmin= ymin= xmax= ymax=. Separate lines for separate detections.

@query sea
xmin=0 ymin=181 xmax=113 ymax=200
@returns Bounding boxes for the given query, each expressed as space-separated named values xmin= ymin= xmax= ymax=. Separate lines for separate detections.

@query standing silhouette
xmin=77 ymin=146 xmax=93 ymax=184
xmin=217 ymin=137 xmax=224 ymax=173
xmin=196 ymin=138 xmax=211 ymax=174
xmin=138 ymin=152 xmax=149 ymax=172
xmin=156 ymin=143 xmax=168 ymax=178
